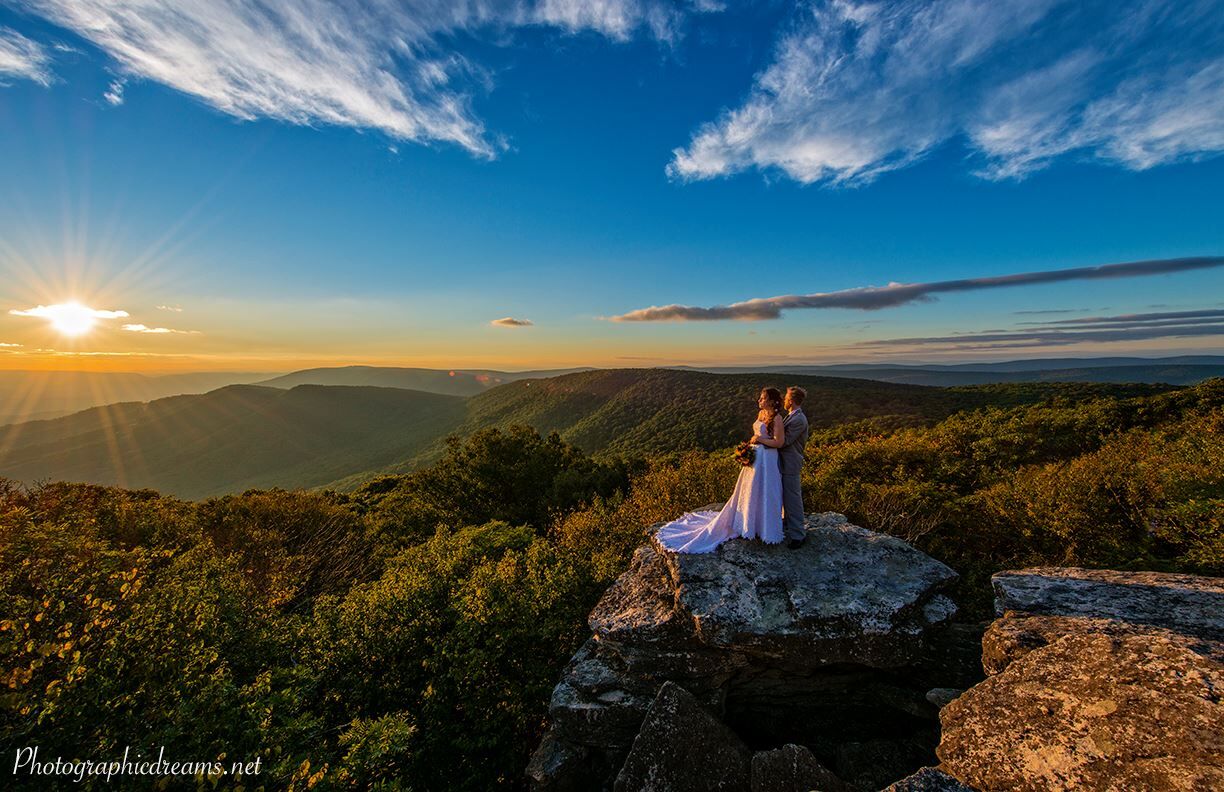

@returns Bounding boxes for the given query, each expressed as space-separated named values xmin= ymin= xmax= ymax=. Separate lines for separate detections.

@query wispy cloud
xmin=103 ymin=77 xmax=125 ymax=105
xmin=669 ymin=0 xmax=1224 ymax=184
xmin=156 ymin=304 xmax=183 ymax=312
xmin=121 ymin=323 xmax=199 ymax=334
xmin=19 ymin=0 xmax=705 ymax=156
xmin=0 ymin=26 xmax=52 ymax=85
xmin=854 ymin=308 xmax=1224 ymax=351
xmin=491 ymin=316 xmax=534 ymax=327
xmin=10 ymin=303 xmax=128 ymax=320
xmin=1015 ymin=308 xmax=1224 ymax=331
xmin=610 ymin=256 xmax=1224 ymax=322
xmin=0 ymin=342 xmax=22 ymax=348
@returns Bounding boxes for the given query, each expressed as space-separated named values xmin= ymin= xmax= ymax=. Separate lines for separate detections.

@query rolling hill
xmin=256 ymin=365 xmax=592 ymax=396
xmin=0 ymin=370 xmax=274 ymax=425
xmin=0 ymin=369 xmax=1180 ymax=497
xmin=454 ymin=369 xmax=1172 ymax=453
xmin=0 ymin=384 xmax=465 ymax=499
xmin=332 ymin=369 xmax=1175 ymax=485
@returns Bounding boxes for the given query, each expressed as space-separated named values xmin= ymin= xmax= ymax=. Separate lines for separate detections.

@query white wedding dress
xmin=656 ymin=419 xmax=784 ymax=553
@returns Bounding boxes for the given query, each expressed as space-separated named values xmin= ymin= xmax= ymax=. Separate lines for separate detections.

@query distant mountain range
xmin=0 ymin=366 xmax=590 ymax=425
xmin=6 ymin=358 xmax=1218 ymax=426
xmin=685 ymin=356 xmax=1224 ymax=386
xmin=0 ymin=368 xmax=1178 ymax=498
xmin=0 ymin=370 xmax=275 ymax=425
xmin=0 ymin=384 xmax=464 ymax=498
xmin=254 ymin=365 xmax=592 ymax=396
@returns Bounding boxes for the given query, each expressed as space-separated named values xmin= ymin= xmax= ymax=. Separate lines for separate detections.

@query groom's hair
xmin=786 ymin=386 xmax=807 ymax=405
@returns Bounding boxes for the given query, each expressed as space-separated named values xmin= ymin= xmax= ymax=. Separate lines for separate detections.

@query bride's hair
xmin=757 ymin=387 xmax=783 ymax=436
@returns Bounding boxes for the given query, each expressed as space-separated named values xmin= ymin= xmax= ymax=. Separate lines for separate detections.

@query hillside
xmin=0 ymin=369 xmax=273 ymax=425
xmin=0 ymin=384 xmax=465 ymax=499
xmin=340 ymin=369 xmax=1173 ymax=487
xmin=0 ymin=369 xmax=1179 ymax=496
xmin=457 ymin=369 xmax=1172 ymax=454
xmin=256 ymin=365 xmax=592 ymax=396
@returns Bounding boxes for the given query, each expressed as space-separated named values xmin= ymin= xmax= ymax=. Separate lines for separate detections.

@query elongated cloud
xmin=122 ymin=323 xmax=198 ymax=334
xmin=19 ymin=0 xmax=704 ymax=155
xmin=857 ymin=308 xmax=1224 ymax=350
xmin=491 ymin=316 xmax=534 ymax=327
xmin=0 ymin=27 xmax=52 ymax=85
xmin=9 ymin=304 xmax=128 ymax=320
xmin=670 ymin=0 xmax=1224 ymax=184
xmin=610 ymin=257 xmax=1224 ymax=322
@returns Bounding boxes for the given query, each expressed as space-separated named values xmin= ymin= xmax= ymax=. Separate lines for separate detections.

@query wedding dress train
xmin=655 ymin=419 xmax=784 ymax=554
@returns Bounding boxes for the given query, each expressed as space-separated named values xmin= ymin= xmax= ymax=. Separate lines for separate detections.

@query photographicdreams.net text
xmin=12 ymin=746 xmax=263 ymax=784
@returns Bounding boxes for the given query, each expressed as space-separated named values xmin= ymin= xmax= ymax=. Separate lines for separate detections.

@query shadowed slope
xmin=0 ymin=384 xmax=465 ymax=498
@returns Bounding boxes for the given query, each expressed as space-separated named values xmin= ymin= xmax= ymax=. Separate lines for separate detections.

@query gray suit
xmin=778 ymin=408 xmax=809 ymax=541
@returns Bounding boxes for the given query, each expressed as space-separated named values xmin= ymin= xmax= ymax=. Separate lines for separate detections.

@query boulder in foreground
xmin=937 ymin=566 xmax=1224 ymax=792
xmin=613 ymin=682 xmax=750 ymax=792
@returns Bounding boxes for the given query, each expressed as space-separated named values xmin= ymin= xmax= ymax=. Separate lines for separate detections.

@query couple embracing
xmin=657 ymin=386 xmax=810 ymax=554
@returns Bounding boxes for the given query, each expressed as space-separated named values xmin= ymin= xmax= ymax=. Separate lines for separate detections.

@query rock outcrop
xmin=530 ymin=512 xmax=967 ymax=791
xmin=531 ymin=512 xmax=1224 ymax=792
xmin=937 ymin=567 xmax=1224 ymax=792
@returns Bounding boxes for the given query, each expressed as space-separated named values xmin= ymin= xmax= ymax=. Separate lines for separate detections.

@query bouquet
xmin=734 ymin=440 xmax=756 ymax=467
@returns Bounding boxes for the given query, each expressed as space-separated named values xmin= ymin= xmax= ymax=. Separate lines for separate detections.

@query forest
xmin=2 ymin=378 xmax=1221 ymax=789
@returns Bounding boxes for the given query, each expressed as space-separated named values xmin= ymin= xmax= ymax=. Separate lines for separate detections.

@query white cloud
xmin=19 ymin=0 xmax=701 ymax=156
xmin=0 ymin=27 xmax=53 ymax=86
xmin=156 ymin=304 xmax=183 ymax=312
xmin=9 ymin=302 xmax=129 ymax=336
xmin=0 ymin=342 xmax=22 ymax=348
xmin=490 ymin=316 xmax=534 ymax=327
xmin=103 ymin=77 xmax=125 ymax=105
xmin=669 ymin=0 xmax=1224 ymax=184
xmin=10 ymin=303 xmax=128 ymax=320
xmin=531 ymin=0 xmax=683 ymax=42
xmin=122 ymin=323 xmax=198 ymax=334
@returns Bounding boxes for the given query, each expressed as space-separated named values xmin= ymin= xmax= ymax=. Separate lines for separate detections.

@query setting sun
xmin=8 ymin=302 xmax=130 ymax=338
xmin=48 ymin=302 xmax=97 ymax=336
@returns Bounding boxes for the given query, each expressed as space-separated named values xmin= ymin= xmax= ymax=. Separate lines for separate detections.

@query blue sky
xmin=0 ymin=0 xmax=1222 ymax=371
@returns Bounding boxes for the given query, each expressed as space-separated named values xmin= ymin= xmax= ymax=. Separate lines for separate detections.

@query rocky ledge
xmin=529 ymin=512 xmax=973 ymax=791
xmin=936 ymin=567 xmax=1224 ymax=791
xmin=529 ymin=514 xmax=1224 ymax=791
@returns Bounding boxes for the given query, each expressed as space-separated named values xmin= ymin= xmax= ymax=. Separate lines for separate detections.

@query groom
xmin=779 ymin=386 xmax=810 ymax=549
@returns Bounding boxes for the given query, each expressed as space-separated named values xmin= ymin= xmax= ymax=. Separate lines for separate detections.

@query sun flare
xmin=8 ymin=302 xmax=130 ymax=338
xmin=49 ymin=302 xmax=98 ymax=336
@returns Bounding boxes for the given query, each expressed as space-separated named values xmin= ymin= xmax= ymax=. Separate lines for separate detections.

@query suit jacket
xmin=778 ymin=408 xmax=809 ymax=476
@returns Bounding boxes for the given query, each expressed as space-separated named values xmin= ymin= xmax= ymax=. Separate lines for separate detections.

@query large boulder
xmin=939 ymin=631 xmax=1224 ymax=791
xmin=632 ymin=513 xmax=959 ymax=665
xmin=750 ymin=743 xmax=848 ymax=792
xmin=613 ymin=682 xmax=751 ymax=792
xmin=534 ymin=512 xmax=965 ymax=791
xmin=936 ymin=567 xmax=1224 ymax=791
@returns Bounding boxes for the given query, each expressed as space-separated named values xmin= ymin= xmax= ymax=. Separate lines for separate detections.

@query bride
xmin=655 ymin=388 xmax=785 ymax=554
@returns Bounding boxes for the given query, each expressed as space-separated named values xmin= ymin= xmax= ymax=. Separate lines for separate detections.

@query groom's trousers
xmin=782 ymin=474 xmax=806 ymax=541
